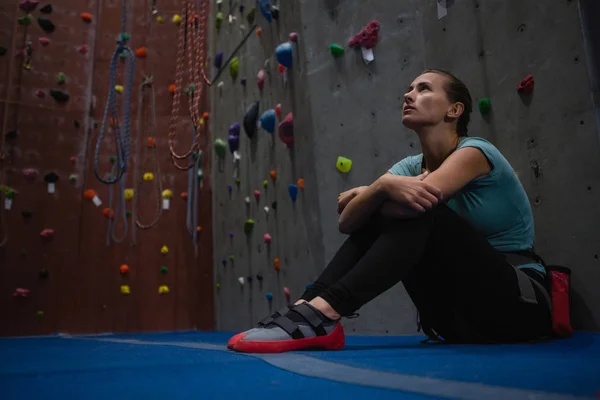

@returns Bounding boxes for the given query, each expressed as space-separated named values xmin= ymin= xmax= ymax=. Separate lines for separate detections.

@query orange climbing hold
xmin=135 ymin=47 xmax=148 ymax=57
xmin=297 ymin=178 xmax=304 ymax=190
xmin=120 ymin=264 xmax=129 ymax=274
xmin=275 ymin=104 xmax=282 ymax=118
xmin=103 ymin=208 xmax=115 ymax=218
xmin=80 ymin=13 xmax=93 ymax=23
xmin=274 ymin=257 xmax=281 ymax=271
xmin=270 ymin=170 xmax=277 ymax=182
xmin=147 ymin=137 xmax=155 ymax=147
xmin=181 ymin=192 xmax=188 ymax=200
xmin=256 ymin=27 xmax=262 ymax=37
xmin=196 ymin=226 xmax=202 ymax=232
xmin=169 ymin=84 xmax=176 ymax=94
xmin=202 ymin=112 xmax=209 ymax=120
xmin=83 ymin=189 xmax=96 ymax=200
xmin=278 ymin=64 xmax=285 ymax=74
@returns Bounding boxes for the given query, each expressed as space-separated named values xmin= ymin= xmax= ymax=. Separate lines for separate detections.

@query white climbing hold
xmin=264 ymin=206 xmax=270 ymax=214
xmin=217 ymin=81 xmax=224 ymax=89
xmin=245 ymin=196 xmax=251 ymax=204
xmin=238 ymin=277 xmax=245 ymax=285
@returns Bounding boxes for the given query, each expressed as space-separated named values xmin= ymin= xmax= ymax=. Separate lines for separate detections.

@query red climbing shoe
xmin=227 ymin=305 xmax=293 ymax=349
xmin=230 ymin=303 xmax=346 ymax=353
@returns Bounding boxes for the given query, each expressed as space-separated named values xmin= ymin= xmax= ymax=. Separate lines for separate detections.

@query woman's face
xmin=402 ymin=72 xmax=456 ymax=131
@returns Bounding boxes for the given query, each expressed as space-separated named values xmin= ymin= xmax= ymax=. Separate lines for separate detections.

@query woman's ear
xmin=447 ymin=102 xmax=464 ymax=119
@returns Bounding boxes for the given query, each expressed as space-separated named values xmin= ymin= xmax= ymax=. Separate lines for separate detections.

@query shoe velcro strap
xmin=258 ymin=306 xmax=290 ymax=326
xmin=292 ymin=303 xmax=327 ymax=336
xmin=271 ymin=315 xmax=305 ymax=339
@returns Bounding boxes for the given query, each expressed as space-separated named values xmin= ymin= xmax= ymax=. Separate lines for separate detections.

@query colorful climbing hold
xmin=288 ymin=184 xmax=298 ymax=201
xmin=243 ymin=101 xmax=260 ymax=138
xmin=263 ymin=233 xmax=272 ymax=243
xmin=22 ymin=168 xmax=39 ymax=180
xmin=214 ymin=138 xmax=227 ymax=157
xmin=40 ymin=228 xmax=55 ymax=239
xmin=348 ymin=20 xmax=381 ymax=49
xmin=103 ymin=208 xmax=115 ymax=218
xmin=336 ymin=156 xmax=353 ymax=173
xmin=119 ymin=264 xmax=129 ymax=274
xmin=258 ymin=0 xmax=273 ymax=22
xmin=289 ymin=32 xmax=298 ymax=42
xmin=49 ymin=89 xmax=69 ymax=103
xmin=214 ymin=51 xmax=223 ymax=69
xmin=158 ymin=285 xmax=170 ymax=294
xmin=13 ymin=288 xmax=30 ymax=297
xmin=83 ymin=189 xmax=96 ymax=200
xmin=278 ymin=63 xmax=285 ymax=74
xmin=120 ymin=285 xmax=130 ymax=294
xmin=39 ymin=37 xmax=50 ymax=46
xmin=517 ymin=75 xmax=535 ymax=95
xmin=135 ymin=47 xmax=148 ymax=57
xmin=330 ymin=44 xmax=344 ymax=57
xmin=156 ymin=16 xmax=164 ymax=23
xmin=274 ymin=257 xmax=280 ymax=271
xmin=278 ymin=112 xmax=294 ymax=147
xmin=124 ymin=189 xmax=134 ymax=200
xmin=80 ymin=12 xmax=93 ymax=23
xmin=260 ymin=109 xmax=276 ymax=133
xmin=229 ymin=255 xmax=235 ymax=262
xmin=172 ymin=14 xmax=182 ymax=24
xmin=37 ymin=17 xmax=55 ymax=33
xmin=275 ymin=42 xmax=293 ymax=68
xmin=257 ymin=69 xmax=265 ymax=90
xmin=216 ymin=12 xmax=223 ymax=30
xmin=240 ymin=77 xmax=247 ymax=86
xmin=22 ymin=210 xmax=32 ymax=219
xmin=254 ymin=189 xmax=261 ymax=201
xmin=264 ymin=206 xmax=270 ymax=214
xmin=228 ymin=122 xmax=241 ymax=153
xmin=68 ymin=174 xmax=77 ymax=183
xmin=18 ymin=15 xmax=33 ymax=25
xmin=115 ymin=85 xmax=124 ymax=93
xmin=160 ymin=266 xmax=168 ymax=274
xmin=244 ymin=196 xmax=251 ymax=204
xmin=238 ymin=277 xmax=245 ymax=286
xmin=478 ymin=98 xmax=491 ymax=115
xmin=143 ymin=172 xmax=154 ymax=181
xmin=244 ymin=219 xmax=255 ymax=234
xmin=36 ymin=310 xmax=45 ymax=317
xmin=265 ymin=292 xmax=273 ymax=301
xmin=56 ymin=72 xmax=66 ymax=84
xmin=169 ymin=84 xmax=176 ymax=93
xmin=263 ymin=179 xmax=268 ymax=189
xmin=229 ymin=56 xmax=239 ymax=80
xmin=40 ymin=3 xmax=52 ymax=13
xmin=297 ymin=178 xmax=304 ymax=190
xmin=283 ymin=286 xmax=290 ymax=298
xmin=160 ymin=245 xmax=169 ymax=255
xmin=256 ymin=27 xmax=263 ymax=37
xmin=19 ymin=0 xmax=39 ymax=13
xmin=246 ymin=7 xmax=256 ymax=24
xmin=162 ymin=189 xmax=173 ymax=199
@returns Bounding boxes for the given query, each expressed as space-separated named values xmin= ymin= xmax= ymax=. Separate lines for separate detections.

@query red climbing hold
xmin=275 ymin=104 xmax=282 ymax=118
xmin=277 ymin=63 xmax=285 ymax=74
xmin=22 ymin=168 xmax=39 ymax=180
xmin=40 ymin=228 xmax=55 ymax=239
xmin=289 ymin=32 xmax=298 ymax=42
xmin=348 ymin=20 xmax=380 ymax=49
xmin=257 ymin=69 xmax=265 ymax=90
xmin=278 ymin=112 xmax=294 ymax=147
xmin=19 ymin=0 xmax=39 ymax=13
xmin=35 ymin=89 xmax=45 ymax=98
xmin=264 ymin=233 xmax=272 ymax=243
xmin=78 ymin=44 xmax=89 ymax=55
xmin=39 ymin=37 xmax=50 ymax=46
xmin=135 ymin=47 xmax=148 ymax=57
xmin=80 ymin=12 xmax=93 ymax=23
xmin=254 ymin=189 xmax=261 ymax=200
xmin=517 ymin=75 xmax=535 ymax=95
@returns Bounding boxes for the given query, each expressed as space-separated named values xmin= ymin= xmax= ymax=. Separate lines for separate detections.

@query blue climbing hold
xmin=305 ymin=283 xmax=312 ymax=289
xmin=222 ymin=259 xmax=227 ymax=266
xmin=265 ymin=292 xmax=273 ymax=301
xmin=215 ymin=51 xmax=223 ymax=69
xmin=288 ymin=184 xmax=298 ymax=201
xmin=228 ymin=184 xmax=233 ymax=193
xmin=260 ymin=109 xmax=276 ymax=134
xmin=258 ymin=0 xmax=272 ymax=23
xmin=228 ymin=122 xmax=241 ymax=153
xmin=275 ymin=42 xmax=293 ymax=68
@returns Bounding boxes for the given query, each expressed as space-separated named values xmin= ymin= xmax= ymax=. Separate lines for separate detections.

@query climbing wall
xmin=0 ymin=0 xmax=214 ymax=336
xmin=211 ymin=0 xmax=600 ymax=334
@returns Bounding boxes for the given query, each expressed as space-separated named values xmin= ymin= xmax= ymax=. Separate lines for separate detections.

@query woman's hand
xmin=380 ymin=172 xmax=443 ymax=213
xmin=337 ymin=186 xmax=368 ymax=214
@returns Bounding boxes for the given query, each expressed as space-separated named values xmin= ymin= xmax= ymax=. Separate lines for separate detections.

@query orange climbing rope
xmin=168 ymin=0 xmax=210 ymax=170
xmin=0 ymin=2 xmax=23 ymax=247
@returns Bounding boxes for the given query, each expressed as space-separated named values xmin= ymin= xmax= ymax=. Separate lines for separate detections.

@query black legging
xmin=299 ymin=204 xmax=552 ymax=343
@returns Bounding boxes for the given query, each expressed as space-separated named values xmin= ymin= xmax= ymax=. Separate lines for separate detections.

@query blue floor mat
xmin=1 ymin=330 xmax=599 ymax=399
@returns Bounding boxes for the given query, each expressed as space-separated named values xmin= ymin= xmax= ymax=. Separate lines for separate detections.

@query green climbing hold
xmin=478 ymin=98 xmax=491 ymax=115
xmin=4 ymin=188 xmax=17 ymax=200
xmin=109 ymin=155 xmax=116 ymax=163
xmin=246 ymin=7 xmax=256 ymax=24
xmin=125 ymin=210 xmax=132 ymax=217
xmin=244 ymin=218 xmax=255 ymax=234
xmin=197 ymin=169 xmax=203 ymax=182
xmin=120 ymin=32 xmax=130 ymax=42
xmin=18 ymin=15 xmax=33 ymax=25
xmin=160 ymin=266 xmax=168 ymax=274
xmin=0 ymin=47 xmax=7 ymax=56
xmin=185 ymin=84 xmax=195 ymax=96
xmin=93 ymin=120 xmax=99 ymax=128
xmin=216 ymin=12 xmax=223 ymax=30
xmin=68 ymin=174 xmax=77 ymax=182
xmin=50 ymin=89 xmax=69 ymax=103
xmin=336 ymin=156 xmax=352 ymax=173
xmin=38 ymin=17 xmax=55 ymax=33
xmin=229 ymin=57 xmax=239 ymax=80
xmin=263 ymin=180 xmax=268 ymax=189
xmin=229 ymin=255 xmax=235 ymax=262
xmin=214 ymin=138 xmax=226 ymax=157
xmin=36 ymin=310 xmax=45 ymax=317
xmin=235 ymin=178 xmax=241 ymax=185
xmin=330 ymin=44 xmax=344 ymax=57
xmin=74 ymin=120 xmax=80 ymax=128
xmin=56 ymin=72 xmax=66 ymax=84
xmin=120 ymin=50 xmax=127 ymax=60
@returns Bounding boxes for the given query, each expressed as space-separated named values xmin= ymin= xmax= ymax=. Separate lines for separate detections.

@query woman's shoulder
xmin=388 ymin=154 xmax=423 ymax=176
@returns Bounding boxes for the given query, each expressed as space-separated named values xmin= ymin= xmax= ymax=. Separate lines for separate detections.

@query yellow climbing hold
xmin=216 ymin=282 xmax=221 ymax=289
xmin=172 ymin=14 xmax=182 ymax=24
xmin=161 ymin=245 xmax=169 ymax=255
xmin=36 ymin=310 xmax=44 ymax=317
xmin=336 ymin=156 xmax=353 ymax=173
xmin=161 ymin=189 xmax=173 ymax=199
xmin=124 ymin=188 xmax=134 ymax=200
xmin=143 ymin=172 xmax=154 ymax=181
xmin=120 ymin=285 xmax=131 ymax=295
xmin=156 ymin=15 xmax=164 ymax=23
xmin=158 ymin=285 xmax=170 ymax=294
xmin=115 ymin=85 xmax=124 ymax=94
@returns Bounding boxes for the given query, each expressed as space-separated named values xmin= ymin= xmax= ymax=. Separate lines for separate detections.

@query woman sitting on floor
xmin=227 ymin=69 xmax=553 ymax=353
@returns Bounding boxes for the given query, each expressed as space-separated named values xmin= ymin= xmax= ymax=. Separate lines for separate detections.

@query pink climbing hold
xmin=39 ymin=37 xmax=50 ymax=46
xmin=35 ymin=89 xmax=45 ymax=98
xmin=78 ymin=44 xmax=89 ymax=55
xmin=254 ymin=189 xmax=261 ymax=200
xmin=19 ymin=0 xmax=39 ymax=13
xmin=278 ymin=112 xmax=294 ymax=147
xmin=283 ymin=286 xmax=290 ymax=298
xmin=13 ymin=288 xmax=30 ymax=297
xmin=348 ymin=20 xmax=380 ymax=49
xmin=257 ymin=69 xmax=265 ymax=90
xmin=70 ymin=156 xmax=76 ymax=163
xmin=40 ymin=228 xmax=55 ymax=239
xmin=275 ymin=103 xmax=282 ymax=118
xmin=289 ymin=32 xmax=298 ymax=42
xmin=22 ymin=168 xmax=39 ymax=180
xmin=264 ymin=233 xmax=272 ymax=244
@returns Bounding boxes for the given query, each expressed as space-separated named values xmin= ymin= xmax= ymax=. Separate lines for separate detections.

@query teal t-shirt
xmin=388 ymin=137 xmax=544 ymax=274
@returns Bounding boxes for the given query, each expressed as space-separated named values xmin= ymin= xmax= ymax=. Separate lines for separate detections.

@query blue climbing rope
xmin=186 ymin=133 xmax=201 ymax=248
xmin=93 ymin=0 xmax=135 ymax=185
